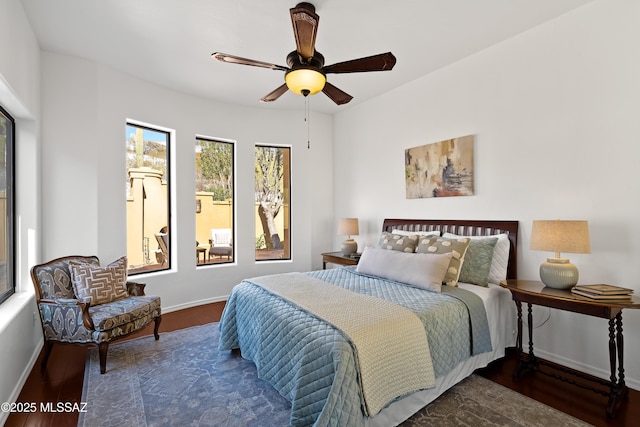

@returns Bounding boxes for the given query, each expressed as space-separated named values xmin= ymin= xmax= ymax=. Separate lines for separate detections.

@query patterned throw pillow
xmin=416 ymin=237 xmax=471 ymax=287
xmin=70 ymin=256 xmax=129 ymax=305
xmin=458 ymin=237 xmax=498 ymax=287
xmin=377 ymin=232 xmax=421 ymax=253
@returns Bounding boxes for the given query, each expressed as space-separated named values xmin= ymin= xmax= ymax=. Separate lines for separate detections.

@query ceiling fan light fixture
xmin=285 ymin=69 xmax=326 ymax=96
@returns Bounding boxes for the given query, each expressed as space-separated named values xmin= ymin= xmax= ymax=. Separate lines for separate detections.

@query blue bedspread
xmin=218 ymin=267 xmax=491 ymax=426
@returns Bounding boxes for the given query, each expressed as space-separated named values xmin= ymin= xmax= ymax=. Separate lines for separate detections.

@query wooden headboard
xmin=382 ymin=219 xmax=519 ymax=280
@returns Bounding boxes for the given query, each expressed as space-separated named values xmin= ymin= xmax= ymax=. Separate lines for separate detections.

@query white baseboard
xmin=161 ymin=295 xmax=228 ymax=314
xmin=534 ymin=348 xmax=639 ymax=391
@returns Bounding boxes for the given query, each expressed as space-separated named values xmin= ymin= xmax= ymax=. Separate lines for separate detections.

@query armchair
xmin=209 ymin=228 xmax=233 ymax=261
xmin=31 ymin=255 xmax=162 ymax=374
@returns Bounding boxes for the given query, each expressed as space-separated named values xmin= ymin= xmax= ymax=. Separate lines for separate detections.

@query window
xmin=255 ymin=145 xmax=290 ymax=261
xmin=125 ymin=122 xmax=171 ymax=274
xmin=195 ymin=137 xmax=234 ymax=265
xmin=0 ymin=106 xmax=15 ymax=304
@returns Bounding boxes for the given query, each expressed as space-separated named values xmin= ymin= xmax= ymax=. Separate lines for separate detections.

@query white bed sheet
xmin=365 ymin=282 xmax=517 ymax=427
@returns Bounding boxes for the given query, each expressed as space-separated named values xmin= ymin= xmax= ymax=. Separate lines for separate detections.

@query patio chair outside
xmin=209 ymin=228 xmax=232 ymax=261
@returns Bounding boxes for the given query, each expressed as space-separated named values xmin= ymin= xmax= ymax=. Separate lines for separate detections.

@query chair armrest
xmin=38 ymin=298 xmax=94 ymax=331
xmin=38 ymin=298 xmax=77 ymax=306
xmin=127 ymin=281 xmax=147 ymax=296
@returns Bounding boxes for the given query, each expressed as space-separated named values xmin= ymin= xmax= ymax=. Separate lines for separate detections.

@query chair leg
xmin=154 ymin=315 xmax=162 ymax=340
xmin=98 ymin=342 xmax=109 ymax=374
xmin=40 ymin=341 xmax=54 ymax=371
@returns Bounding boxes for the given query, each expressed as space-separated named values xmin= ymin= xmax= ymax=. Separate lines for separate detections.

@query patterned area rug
xmin=80 ymin=323 xmax=590 ymax=427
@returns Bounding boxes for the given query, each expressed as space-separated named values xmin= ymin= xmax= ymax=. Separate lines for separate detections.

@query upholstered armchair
xmin=31 ymin=255 xmax=162 ymax=374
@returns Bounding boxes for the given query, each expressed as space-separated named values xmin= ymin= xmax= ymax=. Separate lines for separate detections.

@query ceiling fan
xmin=212 ymin=2 xmax=396 ymax=105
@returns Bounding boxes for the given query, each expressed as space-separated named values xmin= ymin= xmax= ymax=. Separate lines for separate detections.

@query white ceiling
xmin=20 ymin=0 xmax=593 ymax=114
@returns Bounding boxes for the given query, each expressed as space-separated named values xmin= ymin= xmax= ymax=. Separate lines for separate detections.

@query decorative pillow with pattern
xmin=377 ymin=232 xmax=420 ymax=253
xmin=416 ymin=237 xmax=471 ymax=286
xmin=70 ymin=256 xmax=129 ymax=306
xmin=458 ymin=237 xmax=498 ymax=287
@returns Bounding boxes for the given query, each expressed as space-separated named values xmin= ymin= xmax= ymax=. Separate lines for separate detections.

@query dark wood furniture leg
xmin=98 ymin=342 xmax=109 ymax=374
xmin=527 ymin=303 xmax=536 ymax=364
xmin=606 ymin=312 xmax=629 ymax=418
xmin=514 ymin=300 xmax=537 ymax=379
xmin=154 ymin=315 xmax=162 ymax=340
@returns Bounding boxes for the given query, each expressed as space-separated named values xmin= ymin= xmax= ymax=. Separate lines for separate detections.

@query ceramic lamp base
xmin=341 ymin=238 xmax=357 ymax=256
xmin=539 ymin=257 xmax=579 ymax=289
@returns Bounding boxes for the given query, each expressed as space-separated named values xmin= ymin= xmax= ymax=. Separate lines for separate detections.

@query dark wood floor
xmin=5 ymin=301 xmax=638 ymax=427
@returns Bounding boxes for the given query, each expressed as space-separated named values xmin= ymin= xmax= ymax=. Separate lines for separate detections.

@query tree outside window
xmin=255 ymin=145 xmax=290 ymax=261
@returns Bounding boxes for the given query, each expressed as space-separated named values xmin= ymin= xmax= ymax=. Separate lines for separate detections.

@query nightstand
xmin=321 ymin=251 xmax=360 ymax=269
xmin=500 ymin=279 xmax=640 ymax=418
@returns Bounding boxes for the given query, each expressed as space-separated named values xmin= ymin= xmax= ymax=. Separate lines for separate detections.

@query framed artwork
xmin=405 ymin=135 xmax=474 ymax=199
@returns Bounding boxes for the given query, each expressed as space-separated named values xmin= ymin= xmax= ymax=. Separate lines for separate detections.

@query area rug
xmin=79 ymin=323 xmax=591 ymax=427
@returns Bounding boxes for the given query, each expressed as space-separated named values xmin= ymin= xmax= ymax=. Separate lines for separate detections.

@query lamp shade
xmin=530 ymin=220 xmax=591 ymax=255
xmin=337 ymin=218 xmax=359 ymax=236
xmin=285 ymin=69 xmax=326 ymax=96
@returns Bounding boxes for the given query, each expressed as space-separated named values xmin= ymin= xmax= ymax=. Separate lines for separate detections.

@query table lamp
xmin=530 ymin=220 xmax=591 ymax=289
xmin=338 ymin=218 xmax=359 ymax=256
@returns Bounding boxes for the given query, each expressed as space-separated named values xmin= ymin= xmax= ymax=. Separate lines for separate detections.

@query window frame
xmin=0 ymin=105 xmax=15 ymax=304
xmin=255 ymin=143 xmax=291 ymax=262
xmin=125 ymin=121 xmax=172 ymax=275
xmin=195 ymin=135 xmax=236 ymax=266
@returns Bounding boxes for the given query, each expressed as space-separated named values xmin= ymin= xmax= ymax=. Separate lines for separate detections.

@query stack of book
xmin=571 ymin=284 xmax=634 ymax=301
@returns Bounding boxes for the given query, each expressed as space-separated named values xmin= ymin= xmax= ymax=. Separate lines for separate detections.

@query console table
xmin=500 ymin=279 xmax=640 ymax=418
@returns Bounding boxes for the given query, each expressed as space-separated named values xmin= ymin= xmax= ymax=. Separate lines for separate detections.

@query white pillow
xmin=356 ymin=246 xmax=453 ymax=292
xmin=392 ymin=228 xmax=441 ymax=237
xmin=443 ymin=232 xmax=510 ymax=284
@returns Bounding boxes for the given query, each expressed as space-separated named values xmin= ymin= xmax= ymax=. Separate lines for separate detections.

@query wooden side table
xmin=321 ymin=251 xmax=360 ymax=269
xmin=500 ymin=279 xmax=640 ymax=418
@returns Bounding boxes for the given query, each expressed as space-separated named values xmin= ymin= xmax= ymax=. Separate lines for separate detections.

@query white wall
xmin=333 ymin=0 xmax=640 ymax=388
xmin=0 ymin=0 xmax=42 ymax=423
xmin=40 ymin=51 xmax=334 ymax=310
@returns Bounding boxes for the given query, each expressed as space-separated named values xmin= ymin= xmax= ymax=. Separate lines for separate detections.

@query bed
xmin=219 ymin=219 xmax=519 ymax=426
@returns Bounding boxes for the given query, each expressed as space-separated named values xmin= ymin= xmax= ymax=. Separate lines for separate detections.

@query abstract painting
xmin=405 ymin=135 xmax=474 ymax=199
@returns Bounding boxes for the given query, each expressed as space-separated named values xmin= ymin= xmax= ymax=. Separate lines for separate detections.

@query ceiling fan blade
xmin=260 ymin=83 xmax=289 ymax=103
xmin=212 ymin=52 xmax=288 ymax=72
xmin=290 ymin=2 xmax=319 ymax=62
xmin=322 ymin=82 xmax=353 ymax=105
xmin=323 ymin=52 xmax=396 ymax=74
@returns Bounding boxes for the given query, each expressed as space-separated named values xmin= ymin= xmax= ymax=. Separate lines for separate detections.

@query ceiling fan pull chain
xmin=305 ymin=96 xmax=311 ymax=149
